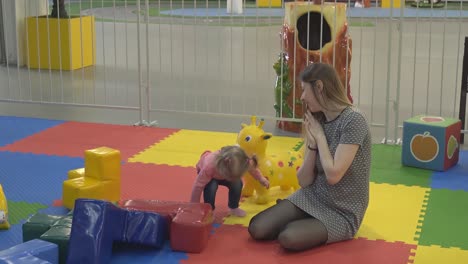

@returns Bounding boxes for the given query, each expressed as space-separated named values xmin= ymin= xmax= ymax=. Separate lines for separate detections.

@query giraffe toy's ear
xmin=241 ymin=123 xmax=247 ymax=128
xmin=263 ymin=133 xmax=273 ymax=140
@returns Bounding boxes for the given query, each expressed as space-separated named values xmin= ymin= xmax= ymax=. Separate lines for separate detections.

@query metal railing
xmin=0 ymin=0 xmax=467 ymax=141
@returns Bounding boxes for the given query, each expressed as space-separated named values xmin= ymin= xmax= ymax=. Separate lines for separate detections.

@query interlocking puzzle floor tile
xmin=129 ymin=130 xmax=238 ymax=167
xmin=181 ymin=224 xmax=417 ymax=264
xmin=416 ymin=189 xmax=468 ymax=249
xmin=38 ymin=206 xmax=70 ymax=216
xmin=111 ymin=241 xmax=188 ymax=264
xmin=0 ymin=116 xmax=64 ymax=147
xmin=356 ymin=183 xmax=429 ymax=244
xmin=371 ymin=144 xmax=432 ymax=187
xmin=121 ymin=162 xmax=200 ymax=201
xmin=410 ymin=245 xmax=468 ymax=264
xmin=0 ymin=151 xmax=84 ymax=205
xmin=7 ymin=200 xmax=47 ymax=225
xmin=430 ymin=151 xmax=468 ymax=191
xmin=128 ymin=129 xmax=302 ymax=167
xmin=223 ymin=187 xmax=295 ymax=226
xmin=0 ymin=121 xmax=179 ymax=160
xmin=0 ymin=222 xmax=23 ymax=251
xmin=2 ymin=115 xmax=468 ymax=264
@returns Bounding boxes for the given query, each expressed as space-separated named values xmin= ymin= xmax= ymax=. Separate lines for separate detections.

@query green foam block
xmin=40 ymin=213 xmax=73 ymax=264
xmin=22 ymin=213 xmax=63 ymax=242
xmin=22 ymin=211 xmax=73 ymax=264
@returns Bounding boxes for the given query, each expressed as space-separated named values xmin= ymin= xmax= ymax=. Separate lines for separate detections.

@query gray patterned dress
xmin=287 ymin=106 xmax=372 ymax=243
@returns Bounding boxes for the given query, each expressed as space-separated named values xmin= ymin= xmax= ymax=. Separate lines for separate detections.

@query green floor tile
xmin=416 ymin=189 xmax=468 ymax=249
xmin=371 ymin=144 xmax=432 ymax=187
xmin=7 ymin=200 xmax=48 ymax=225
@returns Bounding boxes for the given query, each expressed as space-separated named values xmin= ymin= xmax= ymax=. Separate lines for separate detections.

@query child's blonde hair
xmin=215 ymin=145 xmax=257 ymax=181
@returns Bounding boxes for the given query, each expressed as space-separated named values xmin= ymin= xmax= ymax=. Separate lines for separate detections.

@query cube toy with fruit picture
xmin=402 ymin=115 xmax=461 ymax=171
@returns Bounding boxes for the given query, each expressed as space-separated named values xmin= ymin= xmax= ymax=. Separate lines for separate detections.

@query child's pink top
xmin=190 ymin=150 xmax=265 ymax=203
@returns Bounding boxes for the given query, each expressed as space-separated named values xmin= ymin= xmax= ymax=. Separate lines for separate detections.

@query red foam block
xmin=120 ymin=199 xmax=214 ymax=253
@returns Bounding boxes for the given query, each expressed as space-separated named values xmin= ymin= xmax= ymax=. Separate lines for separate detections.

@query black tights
xmin=248 ymin=199 xmax=328 ymax=252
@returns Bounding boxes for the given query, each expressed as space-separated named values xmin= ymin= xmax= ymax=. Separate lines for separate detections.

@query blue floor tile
xmin=38 ymin=206 xmax=70 ymax=216
xmin=0 ymin=116 xmax=64 ymax=147
xmin=430 ymin=151 xmax=468 ymax=191
xmin=0 ymin=151 xmax=84 ymax=205
xmin=0 ymin=221 xmax=24 ymax=251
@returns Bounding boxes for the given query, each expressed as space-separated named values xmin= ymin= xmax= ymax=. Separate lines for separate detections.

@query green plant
xmin=273 ymin=52 xmax=295 ymax=118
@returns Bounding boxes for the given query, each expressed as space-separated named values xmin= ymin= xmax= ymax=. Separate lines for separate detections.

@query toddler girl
xmin=190 ymin=145 xmax=269 ymax=217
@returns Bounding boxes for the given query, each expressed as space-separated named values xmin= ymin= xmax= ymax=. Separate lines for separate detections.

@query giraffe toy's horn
xmin=250 ymin=116 xmax=257 ymax=125
xmin=258 ymin=119 xmax=265 ymax=129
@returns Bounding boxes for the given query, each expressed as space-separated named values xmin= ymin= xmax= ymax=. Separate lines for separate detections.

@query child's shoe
xmin=230 ymin=207 xmax=246 ymax=217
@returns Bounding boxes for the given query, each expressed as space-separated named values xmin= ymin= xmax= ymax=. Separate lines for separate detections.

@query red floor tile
xmin=121 ymin=162 xmax=231 ymax=223
xmin=0 ymin=121 xmax=178 ymax=160
xmin=182 ymin=225 xmax=416 ymax=264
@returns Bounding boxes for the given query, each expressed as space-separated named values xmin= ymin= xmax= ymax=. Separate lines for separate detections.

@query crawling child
xmin=190 ymin=145 xmax=269 ymax=217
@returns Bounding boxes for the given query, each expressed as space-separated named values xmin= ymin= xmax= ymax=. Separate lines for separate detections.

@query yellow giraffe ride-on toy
xmin=0 ymin=184 xmax=10 ymax=230
xmin=237 ymin=116 xmax=303 ymax=204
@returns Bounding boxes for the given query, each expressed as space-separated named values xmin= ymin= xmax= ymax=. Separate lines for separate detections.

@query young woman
xmin=248 ymin=63 xmax=372 ymax=251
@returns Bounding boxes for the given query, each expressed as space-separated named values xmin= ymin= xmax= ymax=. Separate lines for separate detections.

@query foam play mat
xmin=0 ymin=116 xmax=467 ymax=263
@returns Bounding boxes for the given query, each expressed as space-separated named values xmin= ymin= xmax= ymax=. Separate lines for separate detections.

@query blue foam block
xmin=0 ymin=239 xmax=58 ymax=264
xmin=122 ymin=211 xmax=168 ymax=248
xmin=0 ymin=116 xmax=64 ymax=147
xmin=0 ymin=152 xmax=83 ymax=205
xmin=431 ymin=151 xmax=468 ymax=191
xmin=68 ymin=199 xmax=170 ymax=264
xmin=67 ymin=199 xmax=126 ymax=264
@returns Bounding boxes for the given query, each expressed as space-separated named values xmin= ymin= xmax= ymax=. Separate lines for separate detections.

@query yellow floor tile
xmin=128 ymin=129 xmax=302 ymax=167
xmin=410 ymin=245 xmax=468 ymax=264
xmin=356 ymin=182 xmax=430 ymax=244
xmin=128 ymin=129 xmax=238 ymax=167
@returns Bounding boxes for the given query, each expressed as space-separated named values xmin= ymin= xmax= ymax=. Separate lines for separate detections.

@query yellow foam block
xmin=68 ymin=168 xmax=85 ymax=179
xmin=26 ymin=15 xmax=95 ymax=70
xmin=96 ymin=180 xmax=120 ymax=203
xmin=382 ymin=0 xmax=401 ymax=8
xmin=355 ymin=183 xmax=429 ymax=244
xmin=0 ymin=184 xmax=10 ymax=230
xmin=223 ymin=187 xmax=294 ymax=226
xmin=411 ymin=245 xmax=468 ymax=264
xmin=85 ymin=147 xmax=121 ymax=181
xmin=62 ymin=177 xmax=120 ymax=209
xmin=62 ymin=177 xmax=101 ymax=209
xmin=129 ymin=129 xmax=303 ymax=167
xmin=257 ymin=0 xmax=282 ymax=8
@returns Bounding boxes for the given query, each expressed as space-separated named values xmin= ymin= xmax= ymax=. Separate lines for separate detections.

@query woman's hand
xmin=304 ymin=111 xmax=325 ymax=139
xmin=304 ymin=111 xmax=324 ymax=148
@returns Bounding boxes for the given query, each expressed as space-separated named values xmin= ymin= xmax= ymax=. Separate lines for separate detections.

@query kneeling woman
xmin=248 ymin=63 xmax=372 ymax=251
